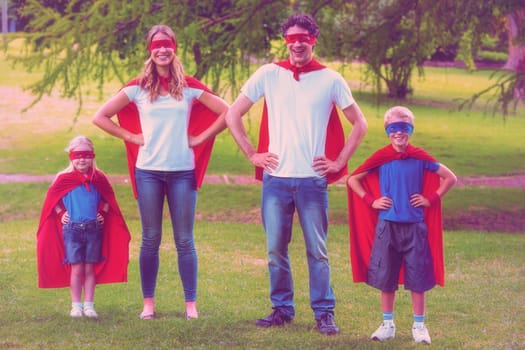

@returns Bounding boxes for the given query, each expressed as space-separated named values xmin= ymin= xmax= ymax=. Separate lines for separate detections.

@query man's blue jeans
xmin=135 ymin=168 xmax=198 ymax=301
xmin=261 ymin=173 xmax=336 ymax=319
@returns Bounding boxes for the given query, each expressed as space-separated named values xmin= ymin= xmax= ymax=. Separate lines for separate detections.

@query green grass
xmin=2 ymin=34 xmax=525 ymax=349
xmin=1 ymin=216 xmax=523 ymax=349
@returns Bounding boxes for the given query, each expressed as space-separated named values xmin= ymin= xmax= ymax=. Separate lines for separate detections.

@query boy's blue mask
xmin=385 ymin=122 xmax=414 ymax=136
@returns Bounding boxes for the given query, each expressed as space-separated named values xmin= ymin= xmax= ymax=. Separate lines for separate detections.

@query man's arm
xmin=225 ymin=94 xmax=279 ymax=172
xmin=313 ymin=102 xmax=368 ymax=175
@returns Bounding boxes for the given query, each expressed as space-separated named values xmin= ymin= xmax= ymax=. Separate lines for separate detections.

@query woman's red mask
xmin=148 ymin=39 xmax=177 ymax=53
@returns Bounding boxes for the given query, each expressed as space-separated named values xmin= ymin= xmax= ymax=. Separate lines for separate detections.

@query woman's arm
xmin=189 ymin=91 xmax=229 ymax=147
xmin=92 ymin=91 xmax=144 ymax=145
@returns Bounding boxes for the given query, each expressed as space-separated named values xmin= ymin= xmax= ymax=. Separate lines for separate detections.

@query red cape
xmin=117 ymin=76 xmax=219 ymax=198
xmin=36 ymin=170 xmax=131 ymax=288
xmin=255 ymin=60 xmax=347 ymax=184
xmin=347 ymin=144 xmax=445 ymax=286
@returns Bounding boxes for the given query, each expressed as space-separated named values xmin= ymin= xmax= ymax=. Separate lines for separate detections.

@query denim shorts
xmin=63 ymin=220 xmax=103 ymax=264
xmin=367 ymin=219 xmax=435 ymax=292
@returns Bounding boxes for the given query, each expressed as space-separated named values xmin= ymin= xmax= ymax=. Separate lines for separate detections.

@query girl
xmin=37 ymin=136 xmax=130 ymax=318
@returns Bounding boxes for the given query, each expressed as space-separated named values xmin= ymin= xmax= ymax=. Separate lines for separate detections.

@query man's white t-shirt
xmin=241 ymin=63 xmax=355 ymax=178
xmin=123 ymin=85 xmax=203 ymax=171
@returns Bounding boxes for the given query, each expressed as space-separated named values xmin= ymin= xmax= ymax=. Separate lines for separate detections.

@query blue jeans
xmin=261 ymin=173 xmax=335 ymax=319
xmin=135 ymin=168 xmax=198 ymax=301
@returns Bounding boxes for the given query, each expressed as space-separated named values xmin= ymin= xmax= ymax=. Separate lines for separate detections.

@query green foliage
xmin=6 ymin=0 xmax=523 ymax=111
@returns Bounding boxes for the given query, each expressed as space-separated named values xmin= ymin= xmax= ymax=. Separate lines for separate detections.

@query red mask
xmin=284 ymin=33 xmax=317 ymax=45
xmin=148 ymin=39 xmax=177 ymax=53
xmin=69 ymin=151 xmax=95 ymax=161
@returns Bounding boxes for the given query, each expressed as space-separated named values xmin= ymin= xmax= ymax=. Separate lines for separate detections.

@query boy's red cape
xmin=116 ymin=76 xmax=219 ymax=198
xmin=36 ymin=170 xmax=131 ymax=288
xmin=254 ymin=60 xmax=347 ymax=184
xmin=347 ymin=144 xmax=445 ymax=286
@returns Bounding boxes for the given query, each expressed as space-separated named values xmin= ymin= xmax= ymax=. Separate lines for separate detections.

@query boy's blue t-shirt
xmin=377 ymin=158 xmax=439 ymax=223
xmin=62 ymin=183 xmax=101 ymax=222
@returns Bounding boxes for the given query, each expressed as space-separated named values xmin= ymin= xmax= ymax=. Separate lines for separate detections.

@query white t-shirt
xmin=123 ymin=85 xmax=203 ymax=171
xmin=241 ymin=63 xmax=355 ymax=178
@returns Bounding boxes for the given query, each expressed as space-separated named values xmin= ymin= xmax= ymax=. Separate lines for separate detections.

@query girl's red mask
xmin=69 ymin=151 xmax=95 ymax=161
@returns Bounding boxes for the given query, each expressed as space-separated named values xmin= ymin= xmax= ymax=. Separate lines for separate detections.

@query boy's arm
xmin=348 ymin=171 xmax=377 ymax=208
xmin=347 ymin=172 xmax=369 ymax=199
xmin=348 ymin=171 xmax=393 ymax=210
xmin=411 ymin=163 xmax=457 ymax=207
xmin=434 ymin=163 xmax=458 ymax=198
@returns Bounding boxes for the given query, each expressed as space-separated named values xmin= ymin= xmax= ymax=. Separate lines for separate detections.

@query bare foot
xmin=140 ymin=297 xmax=155 ymax=320
xmin=185 ymin=301 xmax=198 ymax=319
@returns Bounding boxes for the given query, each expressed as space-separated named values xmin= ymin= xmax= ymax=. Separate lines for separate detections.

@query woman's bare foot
xmin=185 ymin=301 xmax=198 ymax=319
xmin=140 ymin=297 xmax=155 ymax=320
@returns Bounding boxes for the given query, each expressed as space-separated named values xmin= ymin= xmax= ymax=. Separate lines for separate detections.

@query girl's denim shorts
xmin=62 ymin=220 xmax=103 ymax=264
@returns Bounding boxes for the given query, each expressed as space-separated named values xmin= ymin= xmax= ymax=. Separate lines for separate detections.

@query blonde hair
xmin=384 ymin=106 xmax=415 ymax=126
xmin=54 ymin=135 xmax=98 ymax=181
xmin=138 ymin=24 xmax=186 ymax=102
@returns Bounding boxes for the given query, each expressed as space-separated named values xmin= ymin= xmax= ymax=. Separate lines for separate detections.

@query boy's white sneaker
xmin=371 ymin=321 xmax=395 ymax=341
xmin=412 ymin=323 xmax=431 ymax=344
xmin=70 ymin=305 xmax=83 ymax=318
xmin=83 ymin=306 xmax=99 ymax=318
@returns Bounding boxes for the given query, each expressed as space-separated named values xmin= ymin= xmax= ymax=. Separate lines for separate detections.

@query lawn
xmin=1 ymin=35 xmax=525 ymax=349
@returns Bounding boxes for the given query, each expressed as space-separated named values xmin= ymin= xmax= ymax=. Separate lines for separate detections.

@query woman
xmin=92 ymin=24 xmax=229 ymax=320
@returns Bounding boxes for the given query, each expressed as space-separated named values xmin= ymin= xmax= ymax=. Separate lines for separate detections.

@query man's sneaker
xmin=255 ymin=309 xmax=293 ymax=327
xmin=371 ymin=321 xmax=395 ymax=341
xmin=412 ymin=323 xmax=431 ymax=344
xmin=316 ymin=313 xmax=340 ymax=335
xmin=70 ymin=305 xmax=83 ymax=318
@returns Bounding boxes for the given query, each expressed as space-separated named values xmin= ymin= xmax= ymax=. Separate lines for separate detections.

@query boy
xmin=347 ymin=106 xmax=456 ymax=344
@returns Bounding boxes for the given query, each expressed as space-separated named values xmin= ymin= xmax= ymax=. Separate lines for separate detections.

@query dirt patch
xmin=2 ymin=173 xmax=524 ymax=233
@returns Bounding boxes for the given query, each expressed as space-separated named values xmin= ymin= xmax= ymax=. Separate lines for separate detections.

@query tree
xmin=10 ymin=0 xmax=289 ymax=110
xmin=7 ymin=0 xmax=524 ymax=114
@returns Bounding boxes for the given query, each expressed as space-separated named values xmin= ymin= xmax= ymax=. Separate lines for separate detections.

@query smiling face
xmin=384 ymin=106 xmax=415 ymax=152
xmin=149 ymin=32 xmax=176 ymax=69
xmin=285 ymin=25 xmax=314 ymax=67
xmin=70 ymin=144 xmax=94 ymax=175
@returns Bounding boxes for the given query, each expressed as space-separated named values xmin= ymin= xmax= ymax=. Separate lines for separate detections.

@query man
xmin=225 ymin=13 xmax=367 ymax=335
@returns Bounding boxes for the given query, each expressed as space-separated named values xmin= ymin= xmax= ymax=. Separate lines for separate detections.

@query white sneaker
xmin=83 ymin=306 xmax=99 ymax=318
xmin=70 ymin=306 xmax=83 ymax=318
xmin=371 ymin=321 xmax=395 ymax=341
xmin=412 ymin=323 xmax=431 ymax=344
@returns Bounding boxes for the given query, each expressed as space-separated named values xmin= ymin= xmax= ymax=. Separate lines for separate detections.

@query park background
xmin=1 ymin=1 xmax=524 ymax=349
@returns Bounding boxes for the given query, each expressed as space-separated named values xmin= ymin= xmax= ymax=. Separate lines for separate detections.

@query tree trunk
xmin=503 ymin=9 xmax=525 ymax=71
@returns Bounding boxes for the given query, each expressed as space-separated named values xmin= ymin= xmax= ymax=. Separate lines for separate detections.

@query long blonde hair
xmin=138 ymin=24 xmax=186 ymax=102
xmin=54 ymin=136 xmax=98 ymax=182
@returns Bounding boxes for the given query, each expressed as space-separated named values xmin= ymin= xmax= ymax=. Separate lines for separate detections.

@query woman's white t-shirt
xmin=123 ymin=85 xmax=203 ymax=171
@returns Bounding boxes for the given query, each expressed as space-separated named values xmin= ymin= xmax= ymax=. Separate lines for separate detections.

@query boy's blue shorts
xmin=367 ymin=219 xmax=436 ymax=292
xmin=63 ymin=220 xmax=103 ymax=264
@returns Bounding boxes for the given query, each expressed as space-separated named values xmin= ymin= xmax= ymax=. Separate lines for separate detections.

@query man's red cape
xmin=116 ymin=76 xmax=219 ymax=198
xmin=347 ymin=144 xmax=445 ymax=286
xmin=36 ymin=170 xmax=131 ymax=288
xmin=254 ymin=60 xmax=347 ymax=184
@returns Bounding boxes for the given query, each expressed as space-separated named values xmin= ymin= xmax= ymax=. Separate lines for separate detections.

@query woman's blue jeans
xmin=135 ymin=168 xmax=198 ymax=301
xmin=261 ymin=173 xmax=336 ymax=319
